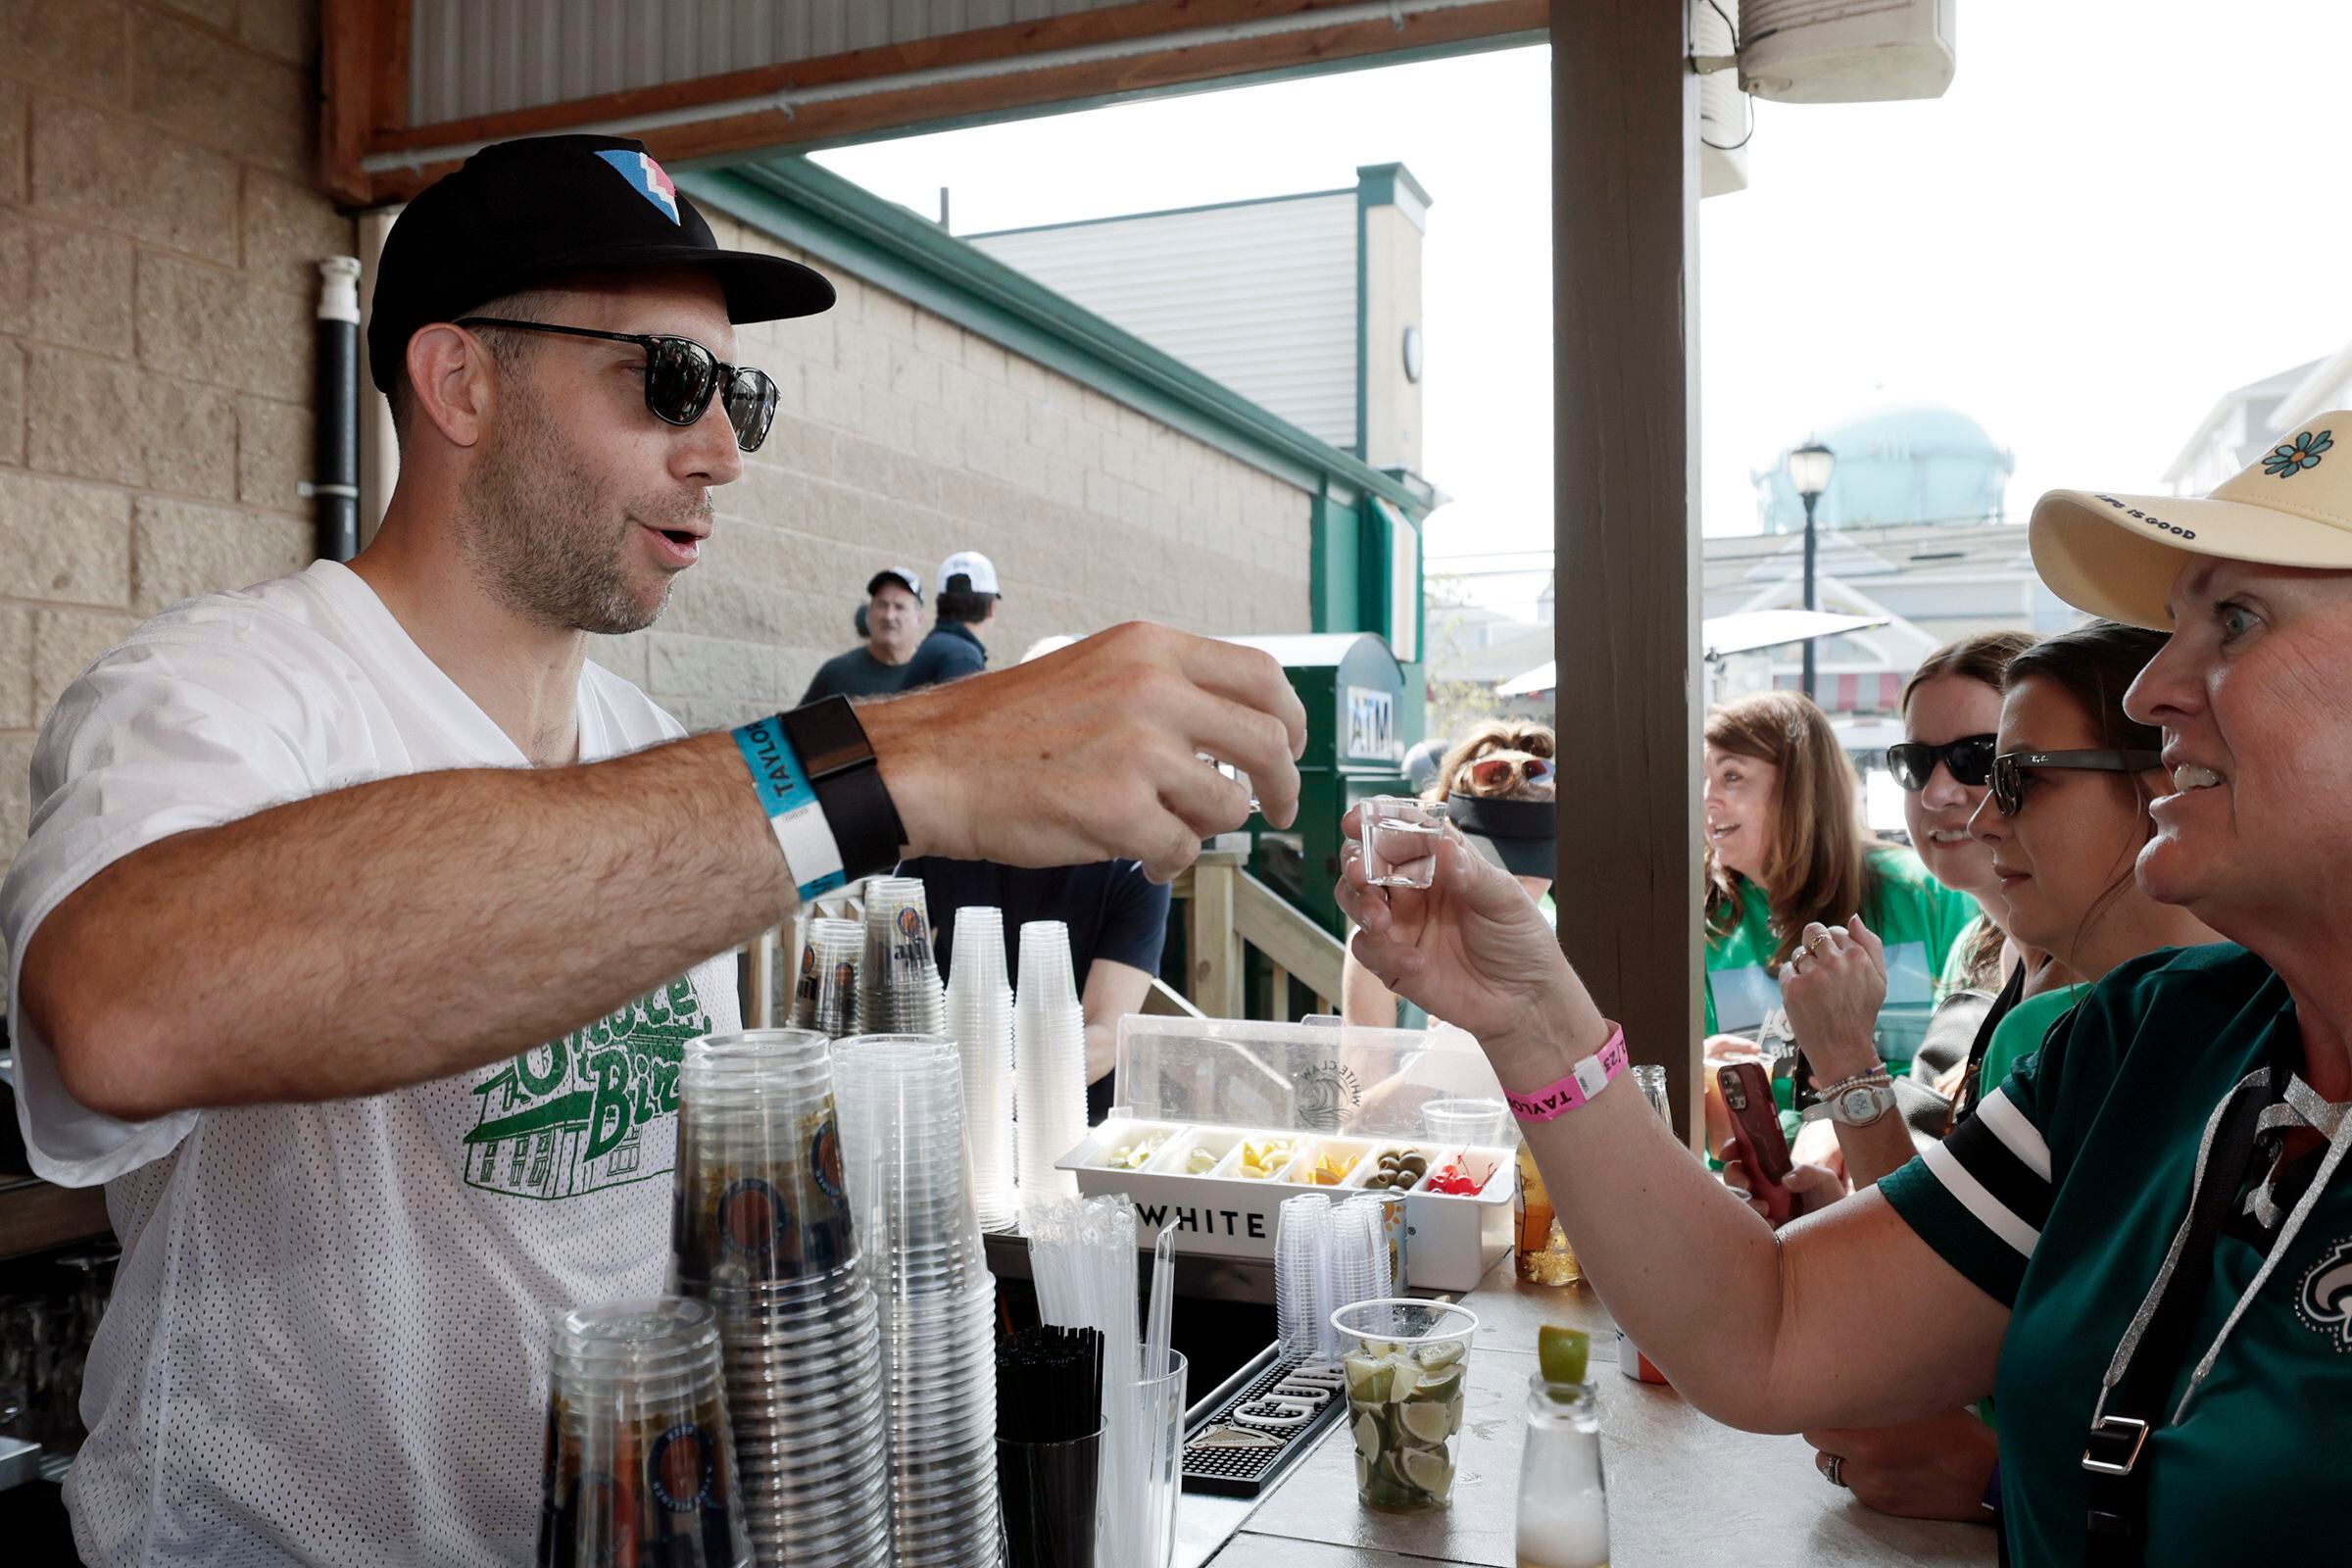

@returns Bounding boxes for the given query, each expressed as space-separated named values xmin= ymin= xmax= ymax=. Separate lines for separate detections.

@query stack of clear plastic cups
xmin=790 ymin=918 xmax=864 ymax=1038
xmin=858 ymin=878 xmax=947 ymax=1037
xmin=831 ymin=1035 xmax=1002 ymax=1567
xmin=1275 ymin=1194 xmax=1336 ymax=1363
xmin=1015 ymin=920 xmax=1089 ymax=1203
xmin=674 ymin=1030 xmax=890 ymax=1568
xmin=539 ymin=1297 xmax=754 ymax=1568
xmin=944 ymin=906 xmax=1018 ymax=1232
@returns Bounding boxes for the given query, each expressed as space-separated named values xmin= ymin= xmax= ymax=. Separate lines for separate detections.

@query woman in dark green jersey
xmin=1336 ymin=411 xmax=2352 ymax=1567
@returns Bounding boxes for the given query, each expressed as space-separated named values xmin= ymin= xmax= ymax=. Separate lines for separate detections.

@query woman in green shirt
xmin=1698 ymin=690 xmax=1975 ymax=1151
xmin=1337 ymin=416 xmax=2352 ymax=1564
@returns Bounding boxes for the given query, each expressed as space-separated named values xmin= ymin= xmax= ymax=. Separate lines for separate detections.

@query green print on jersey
xmin=461 ymin=976 xmax=708 ymax=1200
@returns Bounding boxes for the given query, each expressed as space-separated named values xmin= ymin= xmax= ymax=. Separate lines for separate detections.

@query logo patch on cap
xmin=595 ymin=149 xmax=680 ymax=223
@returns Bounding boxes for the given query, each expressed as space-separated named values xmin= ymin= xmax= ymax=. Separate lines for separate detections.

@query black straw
xmin=997 ymin=1325 xmax=1104 ymax=1444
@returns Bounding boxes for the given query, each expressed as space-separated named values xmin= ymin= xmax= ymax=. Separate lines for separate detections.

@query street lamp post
xmin=1787 ymin=439 xmax=1838 ymax=700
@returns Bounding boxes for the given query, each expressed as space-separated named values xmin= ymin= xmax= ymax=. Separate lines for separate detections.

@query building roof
xmin=1751 ymin=402 xmax=2014 ymax=533
xmin=683 ymin=155 xmax=1428 ymax=516
xmin=2162 ymin=357 xmax=2325 ymax=490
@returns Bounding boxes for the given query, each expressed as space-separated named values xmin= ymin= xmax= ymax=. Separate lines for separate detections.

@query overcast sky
xmin=814 ymin=3 xmax=2352 ymax=616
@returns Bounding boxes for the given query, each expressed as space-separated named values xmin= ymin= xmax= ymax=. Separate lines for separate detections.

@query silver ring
xmin=1822 ymin=1452 xmax=1847 ymax=1489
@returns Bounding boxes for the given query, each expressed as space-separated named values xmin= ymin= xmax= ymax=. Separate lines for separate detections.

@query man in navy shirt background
xmin=901 ymin=550 xmax=998 ymax=690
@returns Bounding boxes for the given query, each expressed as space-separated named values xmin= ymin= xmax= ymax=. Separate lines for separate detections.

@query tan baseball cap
xmin=2031 ymin=414 xmax=2352 ymax=628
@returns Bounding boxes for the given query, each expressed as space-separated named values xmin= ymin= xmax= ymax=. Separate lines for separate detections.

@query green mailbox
xmin=1222 ymin=632 xmax=1419 ymax=938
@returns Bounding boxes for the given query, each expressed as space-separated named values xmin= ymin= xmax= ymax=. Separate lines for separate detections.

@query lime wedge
xmin=1400 ymin=1401 xmax=1453 ymax=1445
xmin=1539 ymin=1325 xmax=1592 ymax=1386
xmin=1352 ymin=1412 xmax=1380 ymax=1458
xmin=1416 ymin=1339 xmax=1466 ymax=1372
xmin=1386 ymin=1357 xmax=1422 ymax=1401
xmin=1409 ymin=1367 xmax=1462 ymax=1405
xmin=1345 ymin=1355 xmax=1392 ymax=1402
xmin=1400 ymin=1447 xmax=1454 ymax=1496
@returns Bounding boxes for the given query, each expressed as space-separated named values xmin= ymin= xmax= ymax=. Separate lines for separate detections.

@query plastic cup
xmin=1360 ymin=796 xmax=1448 ymax=888
xmin=998 ymin=1425 xmax=1102 ymax=1568
xmin=1116 ymin=1348 xmax=1187 ymax=1568
xmin=538 ymin=1298 xmax=753 ymax=1568
xmin=792 ymin=918 xmax=863 ymax=1037
xmin=673 ymin=1031 xmax=859 ymax=1295
xmin=1331 ymin=1298 xmax=1479 ymax=1513
xmin=1421 ymin=1098 xmax=1509 ymax=1147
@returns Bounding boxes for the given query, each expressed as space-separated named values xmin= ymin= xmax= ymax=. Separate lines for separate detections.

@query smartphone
xmin=1717 ymin=1060 xmax=1794 ymax=1226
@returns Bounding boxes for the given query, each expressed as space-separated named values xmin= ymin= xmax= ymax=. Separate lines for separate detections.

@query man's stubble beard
xmin=457 ymin=379 xmax=708 ymax=637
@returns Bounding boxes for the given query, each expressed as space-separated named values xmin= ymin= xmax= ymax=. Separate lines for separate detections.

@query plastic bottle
xmin=1513 ymin=1375 xmax=1609 ymax=1568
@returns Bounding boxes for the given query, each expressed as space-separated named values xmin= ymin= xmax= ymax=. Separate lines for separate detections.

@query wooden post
xmin=1551 ymin=0 xmax=1705 ymax=1143
xmin=1270 ymin=963 xmax=1290 ymax=1023
xmin=1188 ymin=851 xmax=1245 ymax=1019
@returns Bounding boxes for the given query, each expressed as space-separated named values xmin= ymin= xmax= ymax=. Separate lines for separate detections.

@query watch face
xmin=1838 ymin=1088 xmax=1880 ymax=1122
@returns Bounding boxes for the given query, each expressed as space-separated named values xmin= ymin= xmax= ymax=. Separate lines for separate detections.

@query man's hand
xmin=863 ymin=622 xmax=1306 ymax=883
xmin=1804 ymin=1410 xmax=1999 ymax=1523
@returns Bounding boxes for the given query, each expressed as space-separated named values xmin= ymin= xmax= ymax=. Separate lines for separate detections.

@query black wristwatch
xmin=777 ymin=697 xmax=907 ymax=882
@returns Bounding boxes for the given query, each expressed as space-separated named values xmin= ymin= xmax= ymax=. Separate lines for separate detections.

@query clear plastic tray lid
xmin=1111 ymin=1014 xmax=1517 ymax=1144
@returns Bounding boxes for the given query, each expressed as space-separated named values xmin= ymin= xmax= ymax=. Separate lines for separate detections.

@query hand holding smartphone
xmin=1717 ymin=1060 xmax=1794 ymax=1227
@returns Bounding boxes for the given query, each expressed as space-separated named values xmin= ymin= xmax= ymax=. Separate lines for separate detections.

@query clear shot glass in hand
xmin=1359 ymin=796 xmax=1449 ymax=888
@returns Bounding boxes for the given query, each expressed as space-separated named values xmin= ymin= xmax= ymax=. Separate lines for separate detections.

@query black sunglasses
xmin=1886 ymin=734 xmax=1996 ymax=792
xmin=1989 ymin=749 xmax=2164 ymax=817
xmin=456 ymin=318 xmax=780 ymax=452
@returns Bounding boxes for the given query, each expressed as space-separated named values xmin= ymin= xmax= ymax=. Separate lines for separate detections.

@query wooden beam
xmin=318 ymin=0 xmax=380 ymax=206
xmin=356 ymin=0 xmax=1546 ymax=204
xmin=1188 ymin=851 xmax=1246 ymax=1019
xmin=1550 ymin=0 xmax=1704 ymax=1143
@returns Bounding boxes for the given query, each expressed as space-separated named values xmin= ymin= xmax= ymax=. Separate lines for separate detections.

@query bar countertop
xmin=1181 ymin=1253 xmax=1995 ymax=1568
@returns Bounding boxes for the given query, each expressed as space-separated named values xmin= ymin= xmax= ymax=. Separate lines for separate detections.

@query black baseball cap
xmin=866 ymin=568 xmax=922 ymax=604
xmin=368 ymin=133 xmax=835 ymax=394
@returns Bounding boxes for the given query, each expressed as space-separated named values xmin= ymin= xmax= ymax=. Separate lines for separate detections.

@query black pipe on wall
xmin=314 ymin=257 xmax=362 ymax=563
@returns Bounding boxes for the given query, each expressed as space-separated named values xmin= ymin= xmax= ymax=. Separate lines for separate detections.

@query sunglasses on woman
xmin=1465 ymin=755 xmax=1554 ymax=793
xmin=1886 ymin=734 xmax=1996 ymax=792
xmin=1988 ymin=749 xmax=2164 ymax=816
xmin=456 ymin=318 xmax=781 ymax=452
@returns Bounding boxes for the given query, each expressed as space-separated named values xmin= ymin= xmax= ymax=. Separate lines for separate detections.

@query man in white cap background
xmin=900 ymin=549 xmax=1001 ymax=690
xmin=798 ymin=565 xmax=926 ymax=702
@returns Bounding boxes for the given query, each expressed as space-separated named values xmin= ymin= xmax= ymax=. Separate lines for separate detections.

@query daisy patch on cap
xmin=595 ymin=148 xmax=680 ymax=223
xmin=2262 ymin=427 xmax=2332 ymax=478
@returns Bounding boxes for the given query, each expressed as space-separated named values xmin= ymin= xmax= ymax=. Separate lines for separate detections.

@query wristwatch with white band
xmin=1801 ymin=1079 xmax=1899 ymax=1128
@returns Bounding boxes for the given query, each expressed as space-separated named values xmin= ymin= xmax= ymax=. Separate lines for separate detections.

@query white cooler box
xmin=1056 ymin=1014 xmax=1518 ymax=1292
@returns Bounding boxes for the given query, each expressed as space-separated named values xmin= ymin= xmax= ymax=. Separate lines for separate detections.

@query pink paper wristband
xmin=1504 ymin=1024 xmax=1631 ymax=1122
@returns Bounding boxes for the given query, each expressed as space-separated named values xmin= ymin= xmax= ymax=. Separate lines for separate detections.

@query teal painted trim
xmin=1353 ymin=175 xmax=1369 ymax=458
xmin=1309 ymin=494 xmax=1364 ymax=635
xmin=683 ymin=158 xmax=1426 ymax=514
xmin=962 ymin=186 xmax=1354 ymax=242
xmin=1355 ymin=162 xmax=1434 ymax=213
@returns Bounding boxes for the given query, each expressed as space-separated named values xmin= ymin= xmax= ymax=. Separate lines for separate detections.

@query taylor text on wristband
xmin=1505 ymin=1025 xmax=1631 ymax=1122
xmin=730 ymin=715 xmax=848 ymax=902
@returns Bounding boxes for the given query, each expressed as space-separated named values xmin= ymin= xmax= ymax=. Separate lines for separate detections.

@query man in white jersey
xmin=0 ymin=134 xmax=1303 ymax=1567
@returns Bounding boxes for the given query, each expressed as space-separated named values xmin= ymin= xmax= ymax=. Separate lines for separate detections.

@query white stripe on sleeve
xmin=1922 ymin=1139 xmax=2041 ymax=1258
xmin=1975 ymin=1087 xmax=2053 ymax=1182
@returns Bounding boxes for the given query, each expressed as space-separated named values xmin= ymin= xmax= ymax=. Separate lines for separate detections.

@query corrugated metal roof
xmin=408 ymin=0 xmax=1132 ymax=126
xmin=967 ymin=194 xmax=1358 ymax=451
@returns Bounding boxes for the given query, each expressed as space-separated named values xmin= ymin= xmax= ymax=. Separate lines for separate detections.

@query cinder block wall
xmin=0 ymin=0 xmax=334 ymax=882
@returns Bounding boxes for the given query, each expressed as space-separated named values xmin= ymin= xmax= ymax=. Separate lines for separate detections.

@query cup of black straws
xmin=997 ymin=1325 xmax=1104 ymax=1568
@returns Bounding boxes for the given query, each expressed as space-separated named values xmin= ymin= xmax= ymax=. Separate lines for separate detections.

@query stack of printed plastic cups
xmin=858 ymin=878 xmax=947 ymax=1037
xmin=673 ymin=1029 xmax=890 ymax=1567
xmin=944 ymin=906 xmax=1018 ymax=1232
xmin=538 ymin=1297 xmax=754 ymax=1568
xmin=832 ymin=1035 xmax=1002 ymax=1566
xmin=789 ymin=917 xmax=864 ymax=1038
xmin=1015 ymin=920 xmax=1089 ymax=1203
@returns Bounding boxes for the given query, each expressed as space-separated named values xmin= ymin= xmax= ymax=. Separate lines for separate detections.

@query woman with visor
xmin=1338 ymin=416 xmax=2352 ymax=1563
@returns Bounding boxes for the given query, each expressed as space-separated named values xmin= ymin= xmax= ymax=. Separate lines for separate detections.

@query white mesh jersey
xmin=0 ymin=561 xmax=740 ymax=1566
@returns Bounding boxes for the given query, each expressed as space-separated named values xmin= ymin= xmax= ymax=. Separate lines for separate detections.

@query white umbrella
xmin=1493 ymin=611 xmax=1890 ymax=697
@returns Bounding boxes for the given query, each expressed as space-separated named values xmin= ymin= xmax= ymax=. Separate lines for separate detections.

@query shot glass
xmin=1359 ymin=797 xmax=1448 ymax=889
xmin=1333 ymin=1298 xmax=1478 ymax=1513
